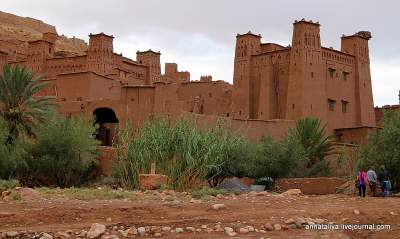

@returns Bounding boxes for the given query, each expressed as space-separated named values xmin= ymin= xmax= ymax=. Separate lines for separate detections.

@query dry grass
xmin=37 ymin=187 xmax=135 ymax=200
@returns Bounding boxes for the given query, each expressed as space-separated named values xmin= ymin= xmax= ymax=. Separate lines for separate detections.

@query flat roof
xmin=321 ymin=47 xmax=355 ymax=57
xmin=236 ymin=31 xmax=262 ymax=38
xmin=89 ymin=32 xmax=114 ymax=38
xmin=293 ymin=19 xmax=320 ymax=26
xmin=136 ymin=49 xmax=161 ymax=55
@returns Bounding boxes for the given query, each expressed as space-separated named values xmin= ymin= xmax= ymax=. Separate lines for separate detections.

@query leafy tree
xmin=361 ymin=110 xmax=400 ymax=190
xmin=0 ymin=64 xmax=55 ymax=143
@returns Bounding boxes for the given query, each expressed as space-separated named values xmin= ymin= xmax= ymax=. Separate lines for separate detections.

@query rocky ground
xmin=0 ymin=188 xmax=399 ymax=239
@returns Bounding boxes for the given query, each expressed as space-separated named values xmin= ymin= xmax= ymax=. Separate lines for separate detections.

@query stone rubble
xmin=211 ymin=203 xmax=226 ymax=210
xmin=0 ymin=189 xmax=335 ymax=238
xmin=87 ymin=223 xmax=106 ymax=239
xmin=0 ymin=216 xmax=330 ymax=239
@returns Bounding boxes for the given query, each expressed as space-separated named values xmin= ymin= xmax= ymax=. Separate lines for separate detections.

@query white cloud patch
xmin=371 ymin=58 xmax=400 ymax=106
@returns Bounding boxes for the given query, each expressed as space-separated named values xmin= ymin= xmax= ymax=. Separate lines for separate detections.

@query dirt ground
xmin=0 ymin=190 xmax=399 ymax=239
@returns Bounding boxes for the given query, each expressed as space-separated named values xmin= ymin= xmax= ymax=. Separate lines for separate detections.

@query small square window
xmin=328 ymin=99 xmax=336 ymax=111
xmin=342 ymin=100 xmax=348 ymax=113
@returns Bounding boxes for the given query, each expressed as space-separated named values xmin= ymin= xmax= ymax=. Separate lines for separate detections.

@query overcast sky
xmin=1 ymin=0 xmax=399 ymax=106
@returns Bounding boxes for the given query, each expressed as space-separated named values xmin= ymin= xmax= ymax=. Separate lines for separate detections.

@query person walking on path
xmin=367 ymin=167 xmax=378 ymax=196
xmin=356 ymin=169 xmax=368 ymax=197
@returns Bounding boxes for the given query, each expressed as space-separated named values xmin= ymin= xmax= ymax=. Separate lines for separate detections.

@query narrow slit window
xmin=341 ymin=100 xmax=348 ymax=113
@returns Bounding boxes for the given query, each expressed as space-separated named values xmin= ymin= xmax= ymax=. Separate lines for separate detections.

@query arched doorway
xmin=93 ymin=108 xmax=119 ymax=146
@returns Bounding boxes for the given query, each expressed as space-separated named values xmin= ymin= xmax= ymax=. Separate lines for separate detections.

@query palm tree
xmin=0 ymin=64 xmax=55 ymax=143
xmin=289 ymin=117 xmax=335 ymax=167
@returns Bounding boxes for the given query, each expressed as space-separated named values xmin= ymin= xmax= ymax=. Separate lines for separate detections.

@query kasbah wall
xmin=0 ymin=17 xmax=382 ymax=175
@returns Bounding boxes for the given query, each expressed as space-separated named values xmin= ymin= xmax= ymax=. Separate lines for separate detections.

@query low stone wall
xmin=276 ymin=177 xmax=347 ymax=195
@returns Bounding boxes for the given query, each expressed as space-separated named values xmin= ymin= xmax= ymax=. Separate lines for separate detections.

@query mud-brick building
xmin=232 ymin=19 xmax=377 ymax=145
xmin=0 ymin=19 xmax=378 ymax=146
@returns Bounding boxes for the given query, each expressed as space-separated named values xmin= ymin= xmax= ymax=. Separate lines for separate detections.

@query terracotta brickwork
xmin=232 ymin=19 xmax=376 ymax=139
xmin=0 ymin=18 xmax=378 ymax=145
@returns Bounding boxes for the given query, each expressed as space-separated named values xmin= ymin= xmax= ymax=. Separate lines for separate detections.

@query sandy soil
xmin=0 ymin=191 xmax=399 ymax=238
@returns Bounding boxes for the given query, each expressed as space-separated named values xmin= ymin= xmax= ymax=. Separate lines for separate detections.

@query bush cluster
xmin=0 ymin=114 xmax=99 ymax=187
xmin=112 ymin=117 xmax=334 ymax=190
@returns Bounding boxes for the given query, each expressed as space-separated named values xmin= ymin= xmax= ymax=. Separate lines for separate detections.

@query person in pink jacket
xmin=356 ymin=169 xmax=369 ymax=197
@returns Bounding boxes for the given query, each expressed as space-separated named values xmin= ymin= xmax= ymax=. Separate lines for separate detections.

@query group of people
xmin=356 ymin=165 xmax=391 ymax=197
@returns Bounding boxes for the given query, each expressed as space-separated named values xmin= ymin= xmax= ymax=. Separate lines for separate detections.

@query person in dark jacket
xmin=378 ymin=165 xmax=391 ymax=197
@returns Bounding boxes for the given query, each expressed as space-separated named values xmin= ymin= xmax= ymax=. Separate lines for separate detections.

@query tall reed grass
xmin=112 ymin=118 xmax=247 ymax=191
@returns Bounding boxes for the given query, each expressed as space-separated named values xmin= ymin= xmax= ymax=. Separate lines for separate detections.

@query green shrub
xmin=21 ymin=114 xmax=100 ymax=187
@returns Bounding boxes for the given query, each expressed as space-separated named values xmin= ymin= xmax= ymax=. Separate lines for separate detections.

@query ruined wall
xmin=182 ymin=113 xmax=294 ymax=142
xmin=334 ymin=127 xmax=377 ymax=145
xmin=276 ymin=177 xmax=347 ymax=195
xmin=163 ymin=63 xmax=190 ymax=83
xmin=177 ymin=81 xmax=232 ymax=117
